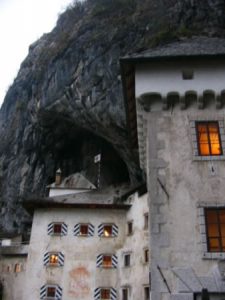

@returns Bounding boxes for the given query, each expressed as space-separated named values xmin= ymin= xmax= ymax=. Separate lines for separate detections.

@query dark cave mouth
xmin=38 ymin=111 xmax=130 ymax=187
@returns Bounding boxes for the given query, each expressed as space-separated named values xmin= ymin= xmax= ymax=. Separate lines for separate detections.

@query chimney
xmin=55 ymin=168 xmax=62 ymax=185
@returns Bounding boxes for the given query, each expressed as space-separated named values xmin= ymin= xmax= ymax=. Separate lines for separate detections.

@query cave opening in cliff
xmin=39 ymin=111 xmax=130 ymax=188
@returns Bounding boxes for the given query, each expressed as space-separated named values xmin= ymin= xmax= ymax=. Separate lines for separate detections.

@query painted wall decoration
xmin=68 ymin=266 xmax=91 ymax=298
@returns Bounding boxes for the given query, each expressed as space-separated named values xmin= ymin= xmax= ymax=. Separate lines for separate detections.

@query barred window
xmin=196 ymin=121 xmax=222 ymax=156
xmin=205 ymin=208 xmax=225 ymax=252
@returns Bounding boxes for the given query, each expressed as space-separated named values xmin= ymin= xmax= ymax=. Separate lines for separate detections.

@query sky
xmin=0 ymin=0 xmax=74 ymax=107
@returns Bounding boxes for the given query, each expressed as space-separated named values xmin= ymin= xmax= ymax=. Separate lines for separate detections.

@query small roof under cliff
xmin=23 ymin=183 xmax=147 ymax=213
xmin=122 ymin=37 xmax=225 ymax=62
xmin=48 ymin=172 xmax=96 ymax=190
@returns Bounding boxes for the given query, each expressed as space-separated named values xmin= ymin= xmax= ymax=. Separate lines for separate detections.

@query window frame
xmin=124 ymin=253 xmax=131 ymax=267
xmin=102 ymin=254 xmax=112 ymax=268
xmin=196 ymin=121 xmax=223 ymax=156
xmin=48 ymin=222 xmax=67 ymax=236
xmin=205 ymin=208 xmax=225 ymax=253
xmin=46 ymin=286 xmax=56 ymax=298
xmin=144 ymin=286 xmax=150 ymax=300
xmin=144 ymin=213 xmax=149 ymax=230
xmin=14 ymin=263 xmax=22 ymax=273
xmin=40 ymin=284 xmax=62 ymax=300
xmin=189 ymin=117 xmax=225 ymax=161
xmin=194 ymin=292 xmax=225 ymax=300
xmin=79 ymin=224 xmax=89 ymax=236
xmin=98 ymin=223 xmax=118 ymax=238
xmin=198 ymin=205 xmax=225 ymax=259
xmin=122 ymin=287 xmax=129 ymax=300
xmin=53 ymin=223 xmax=62 ymax=235
xmin=103 ymin=224 xmax=113 ymax=237
xmin=100 ymin=288 xmax=110 ymax=300
xmin=49 ymin=253 xmax=60 ymax=266
xmin=144 ymin=248 xmax=149 ymax=263
xmin=44 ymin=252 xmax=64 ymax=267
xmin=127 ymin=221 xmax=133 ymax=235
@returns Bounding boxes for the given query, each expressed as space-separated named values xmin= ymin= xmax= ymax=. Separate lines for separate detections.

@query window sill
xmin=193 ymin=155 xmax=225 ymax=161
xmin=203 ymin=252 xmax=225 ymax=259
xmin=50 ymin=233 xmax=64 ymax=236
xmin=47 ymin=264 xmax=61 ymax=267
xmin=127 ymin=233 xmax=133 ymax=236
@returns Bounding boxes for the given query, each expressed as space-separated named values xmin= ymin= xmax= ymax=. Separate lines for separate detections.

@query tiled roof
xmin=122 ymin=37 xmax=225 ymax=61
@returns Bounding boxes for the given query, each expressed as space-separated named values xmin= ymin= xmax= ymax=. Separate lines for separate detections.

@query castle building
xmin=0 ymin=172 xmax=149 ymax=300
xmin=121 ymin=37 xmax=225 ymax=300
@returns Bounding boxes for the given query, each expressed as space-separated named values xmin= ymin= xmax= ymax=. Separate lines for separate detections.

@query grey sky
xmin=0 ymin=0 xmax=74 ymax=107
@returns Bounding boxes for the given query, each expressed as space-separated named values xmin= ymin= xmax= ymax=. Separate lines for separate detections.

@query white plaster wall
xmin=136 ymin=60 xmax=225 ymax=97
xmin=135 ymin=61 xmax=225 ymax=298
xmin=146 ymin=107 xmax=225 ymax=295
xmin=49 ymin=188 xmax=92 ymax=197
xmin=24 ymin=199 xmax=149 ymax=300
xmin=159 ymin=109 xmax=225 ymax=269
xmin=0 ymin=257 xmax=27 ymax=300
xmin=117 ymin=192 xmax=149 ymax=299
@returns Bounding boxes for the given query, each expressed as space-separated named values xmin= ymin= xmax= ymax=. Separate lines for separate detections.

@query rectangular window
xmin=102 ymin=255 xmax=112 ymax=268
xmin=14 ymin=263 xmax=22 ymax=273
xmin=196 ymin=121 xmax=222 ymax=156
xmin=194 ymin=292 xmax=225 ymax=300
xmin=49 ymin=253 xmax=59 ymax=265
xmin=124 ymin=254 xmax=130 ymax=267
xmin=122 ymin=288 xmax=128 ymax=300
xmin=80 ymin=224 xmax=88 ymax=235
xmin=53 ymin=223 xmax=62 ymax=235
xmin=144 ymin=286 xmax=150 ymax=300
xmin=144 ymin=213 xmax=149 ymax=230
xmin=101 ymin=289 xmax=110 ymax=300
xmin=127 ymin=221 xmax=133 ymax=235
xmin=144 ymin=249 xmax=149 ymax=263
xmin=47 ymin=286 xmax=56 ymax=297
xmin=103 ymin=225 xmax=112 ymax=237
xmin=205 ymin=208 xmax=225 ymax=252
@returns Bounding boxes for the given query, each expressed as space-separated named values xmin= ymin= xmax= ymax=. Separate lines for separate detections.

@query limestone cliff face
xmin=0 ymin=0 xmax=224 ymax=233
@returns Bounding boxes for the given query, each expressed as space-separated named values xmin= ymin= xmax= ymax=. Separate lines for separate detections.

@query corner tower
xmin=121 ymin=37 xmax=225 ymax=300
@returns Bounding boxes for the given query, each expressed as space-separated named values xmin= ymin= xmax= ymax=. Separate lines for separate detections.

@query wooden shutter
xmin=88 ymin=224 xmax=94 ymax=236
xmin=94 ymin=288 xmax=101 ymax=300
xmin=47 ymin=223 xmax=54 ymax=235
xmin=74 ymin=224 xmax=80 ymax=236
xmin=110 ymin=288 xmax=117 ymax=300
xmin=112 ymin=255 xmax=118 ymax=268
xmin=112 ymin=224 xmax=118 ymax=237
xmin=96 ymin=254 xmax=103 ymax=267
xmin=98 ymin=224 xmax=104 ymax=236
xmin=61 ymin=223 xmax=67 ymax=235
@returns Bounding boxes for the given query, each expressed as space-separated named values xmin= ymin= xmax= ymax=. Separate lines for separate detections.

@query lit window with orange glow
xmin=196 ymin=121 xmax=222 ymax=156
xmin=14 ymin=263 xmax=22 ymax=273
xmin=103 ymin=225 xmax=112 ymax=237
xmin=205 ymin=208 xmax=225 ymax=252
xmin=49 ymin=253 xmax=59 ymax=265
